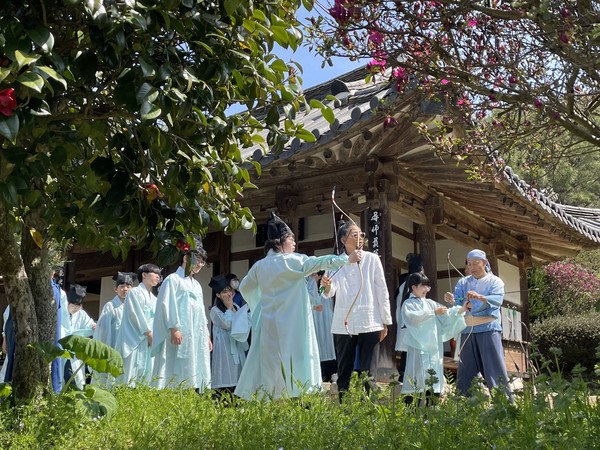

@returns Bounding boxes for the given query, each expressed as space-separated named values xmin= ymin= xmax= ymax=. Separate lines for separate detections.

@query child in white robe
xmin=401 ymin=272 xmax=469 ymax=406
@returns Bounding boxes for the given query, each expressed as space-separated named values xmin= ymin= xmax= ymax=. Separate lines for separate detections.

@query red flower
xmin=144 ymin=183 xmax=161 ymax=201
xmin=176 ymin=239 xmax=191 ymax=252
xmin=0 ymin=88 xmax=17 ymax=117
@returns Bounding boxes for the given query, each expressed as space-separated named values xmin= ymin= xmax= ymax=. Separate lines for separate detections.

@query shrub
xmin=532 ymin=311 xmax=600 ymax=376
xmin=527 ymin=259 xmax=600 ymax=322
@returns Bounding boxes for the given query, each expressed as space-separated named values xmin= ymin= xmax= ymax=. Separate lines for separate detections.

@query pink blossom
xmin=393 ymin=66 xmax=405 ymax=79
xmin=534 ymin=98 xmax=543 ymax=109
xmin=508 ymin=75 xmax=518 ymax=84
xmin=383 ymin=115 xmax=399 ymax=129
xmin=559 ymin=31 xmax=569 ymax=44
xmin=368 ymin=30 xmax=385 ymax=47
xmin=560 ymin=8 xmax=571 ymax=18
xmin=467 ymin=19 xmax=477 ymax=27
xmin=367 ymin=58 xmax=386 ymax=73
xmin=440 ymin=79 xmax=449 ymax=85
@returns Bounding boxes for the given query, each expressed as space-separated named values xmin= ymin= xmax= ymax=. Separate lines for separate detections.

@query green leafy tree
xmin=307 ymin=1 xmax=600 ymax=180
xmin=0 ymin=0 xmax=318 ymax=401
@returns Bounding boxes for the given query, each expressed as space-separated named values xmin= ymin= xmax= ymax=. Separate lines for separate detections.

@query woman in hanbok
xmin=234 ymin=211 xmax=362 ymax=400
xmin=59 ymin=284 xmax=96 ymax=389
xmin=322 ymin=220 xmax=393 ymax=399
xmin=152 ymin=246 xmax=211 ymax=391
xmin=116 ymin=264 xmax=161 ymax=387
xmin=92 ymin=272 xmax=135 ymax=387
xmin=401 ymin=272 xmax=469 ymax=405
xmin=209 ymin=274 xmax=248 ymax=395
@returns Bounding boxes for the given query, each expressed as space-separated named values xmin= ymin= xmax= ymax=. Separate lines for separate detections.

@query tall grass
xmin=1 ymin=370 xmax=599 ymax=450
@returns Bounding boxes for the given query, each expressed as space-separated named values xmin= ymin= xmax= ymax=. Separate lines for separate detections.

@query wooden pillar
xmin=517 ymin=238 xmax=532 ymax=341
xmin=364 ymin=177 xmax=397 ymax=380
xmin=417 ymin=195 xmax=443 ymax=296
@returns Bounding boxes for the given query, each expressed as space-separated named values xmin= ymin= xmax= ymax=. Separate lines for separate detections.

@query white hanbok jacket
xmin=210 ymin=305 xmax=248 ymax=388
xmin=92 ymin=296 xmax=125 ymax=386
xmin=401 ymin=295 xmax=466 ymax=394
xmin=152 ymin=267 xmax=211 ymax=390
xmin=234 ymin=250 xmax=349 ymax=400
xmin=115 ymin=285 xmax=156 ymax=386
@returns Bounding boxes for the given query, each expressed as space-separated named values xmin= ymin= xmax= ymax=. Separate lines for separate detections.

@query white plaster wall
xmin=498 ymin=259 xmax=521 ymax=306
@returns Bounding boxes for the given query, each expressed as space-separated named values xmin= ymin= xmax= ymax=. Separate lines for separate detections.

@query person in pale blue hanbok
xmin=307 ymin=271 xmax=337 ymax=382
xmin=58 ymin=284 xmax=96 ymax=390
xmin=92 ymin=272 xmax=134 ymax=387
xmin=234 ymin=211 xmax=362 ymax=400
xmin=402 ymin=272 xmax=469 ymax=405
xmin=209 ymin=275 xmax=248 ymax=394
xmin=152 ymin=246 xmax=211 ymax=391
xmin=116 ymin=264 xmax=160 ymax=387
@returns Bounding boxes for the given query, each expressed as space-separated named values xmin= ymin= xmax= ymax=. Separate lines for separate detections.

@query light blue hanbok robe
xmin=92 ymin=296 xmax=125 ymax=386
xmin=210 ymin=305 xmax=248 ymax=389
xmin=58 ymin=298 xmax=95 ymax=390
xmin=152 ymin=267 xmax=211 ymax=390
xmin=234 ymin=250 xmax=349 ymax=400
xmin=115 ymin=285 xmax=156 ymax=386
xmin=401 ymin=295 xmax=466 ymax=394
xmin=307 ymin=277 xmax=336 ymax=362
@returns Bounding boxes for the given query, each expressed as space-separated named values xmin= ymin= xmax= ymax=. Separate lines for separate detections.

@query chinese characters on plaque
xmin=368 ymin=209 xmax=381 ymax=255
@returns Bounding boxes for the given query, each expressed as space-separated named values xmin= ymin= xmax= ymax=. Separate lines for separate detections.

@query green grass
xmin=1 ymin=373 xmax=599 ymax=450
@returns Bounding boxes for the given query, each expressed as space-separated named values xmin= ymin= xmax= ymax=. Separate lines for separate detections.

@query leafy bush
xmin=527 ymin=259 xmax=600 ymax=322
xmin=532 ymin=311 xmax=600 ymax=376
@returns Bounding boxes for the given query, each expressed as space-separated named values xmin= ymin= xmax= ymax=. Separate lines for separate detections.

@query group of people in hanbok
xmin=1 ymin=210 xmax=512 ymax=405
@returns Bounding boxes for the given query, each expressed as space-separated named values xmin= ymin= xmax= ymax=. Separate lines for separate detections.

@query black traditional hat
xmin=209 ymin=275 xmax=230 ymax=294
xmin=267 ymin=211 xmax=292 ymax=241
xmin=113 ymin=271 xmax=136 ymax=287
xmin=406 ymin=253 xmax=424 ymax=274
xmin=67 ymin=284 xmax=87 ymax=305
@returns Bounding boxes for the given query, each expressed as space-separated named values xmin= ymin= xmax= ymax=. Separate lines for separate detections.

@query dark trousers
xmin=457 ymin=330 xmax=513 ymax=400
xmin=334 ymin=331 xmax=380 ymax=392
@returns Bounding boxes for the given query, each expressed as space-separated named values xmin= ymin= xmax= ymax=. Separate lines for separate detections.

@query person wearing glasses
xmin=234 ymin=211 xmax=362 ymax=400
xmin=152 ymin=245 xmax=212 ymax=391
xmin=321 ymin=220 xmax=392 ymax=401
xmin=401 ymin=272 xmax=469 ymax=406
xmin=116 ymin=263 xmax=161 ymax=387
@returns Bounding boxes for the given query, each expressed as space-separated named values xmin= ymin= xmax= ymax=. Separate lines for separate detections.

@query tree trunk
xmin=0 ymin=204 xmax=42 ymax=400
xmin=21 ymin=208 xmax=55 ymax=388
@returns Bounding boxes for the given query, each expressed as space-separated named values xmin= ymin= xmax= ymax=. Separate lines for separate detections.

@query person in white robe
xmin=307 ymin=272 xmax=337 ymax=382
xmin=92 ymin=271 xmax=135 ymax=387
xmin=234 ymin=211 xmax=362 ymax=400
xmin=152 ymin=245 xmax=211 ymax=391
xmin=209 ymin=274 xmax=248 ymax=394
xmin=116 ymin=263 xmax=160 ymax=387
xmin=58 ymin=284 xmax=96 ymax=390
xmin=401 ymin=272 xmax=469 ymax=405
xmin=322 ymin=220 xmax=393 ymax=399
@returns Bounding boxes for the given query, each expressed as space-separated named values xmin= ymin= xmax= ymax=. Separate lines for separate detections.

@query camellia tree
xmin=0 ymin=0 xmax=320 ymax=401
xmin=307 ymin=0 xmax=600 ymax=184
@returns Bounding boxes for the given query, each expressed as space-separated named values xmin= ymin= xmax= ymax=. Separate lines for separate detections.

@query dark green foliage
xmin=532 ymin=312 xmax=600 ymax=377
xmin=526 ymin=266 xmax=550 ymax=323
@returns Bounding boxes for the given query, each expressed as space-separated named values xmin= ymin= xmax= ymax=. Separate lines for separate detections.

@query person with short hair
xmin=234 ymin=211 xmax=362 ymax=400
xmin=59 ymin=284 xmax=96 ymax=389
xmin=93 ymin=271 xmax=135 ymax=387
xmin=152 ymin=246 xmax=211 ymax=391
xmin=116 ymin=264 xmax=161 ymax=386
xmin=444 ymin=249 xmax=513 ymax=400
xmin=401 ymin=272 xmax=469 ymax=405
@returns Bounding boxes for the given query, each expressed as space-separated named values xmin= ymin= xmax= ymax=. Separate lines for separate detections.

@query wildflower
xmin=383 ymin=115 xmax=398 ymax=129
xmin=0 ymin=88 xmax=17 ymax=117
